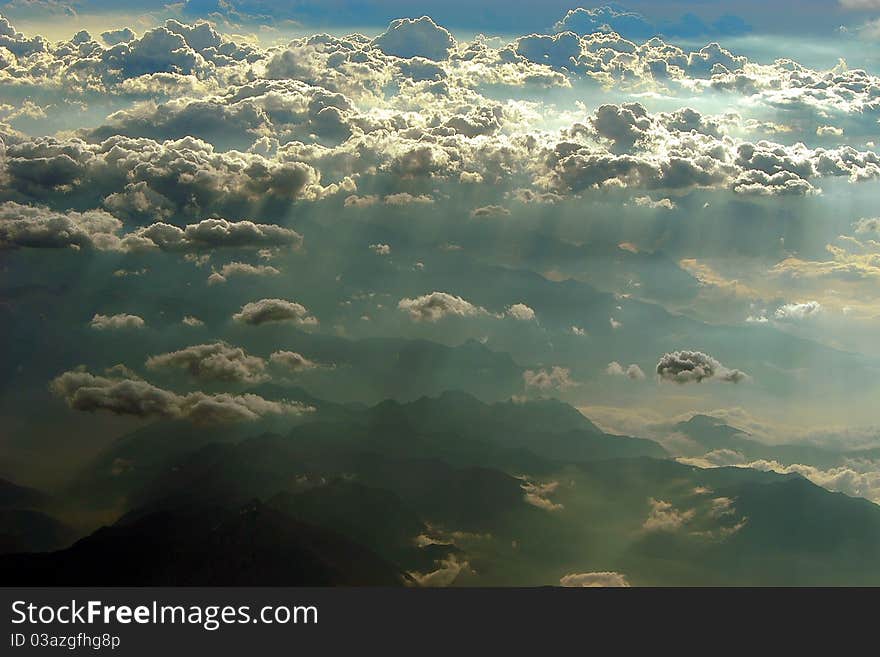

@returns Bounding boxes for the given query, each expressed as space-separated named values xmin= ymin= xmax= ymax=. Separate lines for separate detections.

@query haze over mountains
xmin=4 ymin=390 xmax=880 ymax=586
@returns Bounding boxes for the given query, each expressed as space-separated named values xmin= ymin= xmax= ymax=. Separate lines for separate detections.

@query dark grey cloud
xmin=232 ymin=298 xmax=319 ymax=326
xmin=50 ymin=368 xmax=311 ymax=423
xmin=656 ymin=350 xmax=749 ymax=384
xmin=145 ymin=342 xmax=268 ymax=383
xmin=0 ymin=202 xmax=121 ymax=249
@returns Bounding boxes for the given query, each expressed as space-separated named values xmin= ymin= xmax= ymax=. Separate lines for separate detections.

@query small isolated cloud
xmin=182 ymin=315 xmax=204 ymax=327
xmin=774 ymin=301 xmax=822 ymax=320
xmin=521 ymin=480 xmax=564 ymax=511
xmin=559 ymin=572 xmax=630 ymax=588
xmin=610 ymin=317 xmax=623 ymax=329
xmin=643 ymin=498 xmax=696 ymax=532
xmin=408 ymin=555 xmax=470 ymax=587
xmin=382 ymin=193 xmax=434 ymax=206
xmin=471 ymin=205 xmax=511 ymax=218
xmin=854 ymin=217 xmax=880 ymax=235
xmin=50 ymin=369 xmax=311 ymax=424
xmin=233 ymin=298 xmax=318 ymax=326
xmin=398 ymin=291 xmax=484 ymax=322
xmin=207 ymin=262 xmax=280 ymax=285
xmin=523 ymin=366 xmax=577 ymax=390
xmin=606 ymin=362 xmax=646 ymax=380
xmin=656 ymin=350 xmax=748 ymax=384
xmin=344 ymin=195 xmax=379 ymax=208
xmin=89 ymin=313 xmax=145 ymax=330
xmin=506 ymin=303 xmax=536 ymax=321
xmin=816 ymin=125 xmax=844 ymax=137
xmin=269 ymin=350 xmax=320 ymax=372
xmin=369 ymin=243 xmax=391 ymax=255
xmin=633 ymin=196 xmax=676 ymax=210
xmin=570 ymin=326 xmax=587 ymax=336
xmin=146 ymin=342 xmax=267 ymax=383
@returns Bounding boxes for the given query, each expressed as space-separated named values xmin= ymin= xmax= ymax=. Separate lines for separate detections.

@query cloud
xmin=145 ymin=342 xmax=268 ymax=383
xmin=521 ymin=479 xmax=564 ymax=511
xmin=100 ymin=27 xmax=135 ymax=46
xmin=232 ymin=298 xmax=318 ymax=326
xmin=470 ymin=205 xmax=510 ymax=218
xmin=680 ymin=449 xmax=880 ymax=505
xmin=506 ymin=303 xmax=536 ymax=321
xmin=559 ymin=572 xmax=630 ymax=588
xmin=182 ymin=315 xmax=204 ymax=327
xmin=369 ymin=243 xmax=391 ymax=255
xmin=372 ymin=16 xmax=455 ymax=61
xmin=126 ymin=218 xmax=303 ymax=252
xmin=50 ymin=368 xmax=311 ymax=424
xmin=656 ymin=350 xmax=749 ymax=384
xmin=382 ymin=193 xmax=434 ymax=206
xmin=774 ymin=301 xmax=822 ymax=320
xmin=854 ymin=217 xmax=880 ymax=235
xmin=398 ymin=291 xmax=485 ymax=322
xmin=4 ymin=135 xmax=329 ymax=222
xmin=606 ymin=362 xmax=646 ymax=380
xmin=554 ymin=7 xmax=655 ymax=39
xmin=0 ymin=203 xmax=122 ymax=250
xmin=633 ymin=196 xmax=676 ymax=210
xmin=269 ymin=350 xmax=321 ymax=372
xmin=817 ymin=125 xmax=844 ymax=137
xmin=523 ymin=367 xmax=577 ymax=390
xmin=0 ymin=202 xmax=304 ymax=257
xmin=344 ymin=195 xmax=378 ymax=208
xmin=89 ymin=313 xmax=145 ymax=330
xmin=643 ymin=498 xmax=696 ymax=532
xmin=207 ymin=262 xmax=280 ymax=285
xmin=408 ymin=554 xmax=470 ymax=587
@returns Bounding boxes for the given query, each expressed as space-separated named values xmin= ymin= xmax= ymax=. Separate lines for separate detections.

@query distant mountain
xmin=229 ymin=329 xmax=526 ymax=404
xmin=0 ymin=478 xmax=75 ymax=555
xmin=0 ymin=477 xmax=50 ymax=510
xmin=64 ymin=385 xmax=357 ymax=511
xmin=623 ymin=475 xmax=880 ymax=586
xmin=0 ymin=501 xmax=408 ymax=586
xmin=364 ymin=391 xmax=667 ymax=463
xmin=0 ymin=509 xmax=76 ymax=555
xmin=672 ymin=414 xmax=756 ymax=453
xmin=69 ymin=390 xmax=665 ymax=514
xmin=50 ymin=393 xmax=880 ymax=586
xmin=673 ymin=414 xmax=879 ymax=469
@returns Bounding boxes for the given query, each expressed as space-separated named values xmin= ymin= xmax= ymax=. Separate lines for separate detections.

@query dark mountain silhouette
xmin=268 ymin=481 xmax=431 ymax=566
xmin=0 ymin=477 xmax=51 ymax=510
xmin=0 ymin=478 xmax=75 ymax=554
xmin=0 ymin=509 xmax=77 ymax=554
xmin=0 ymin=501 xmax=407 ymax=586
